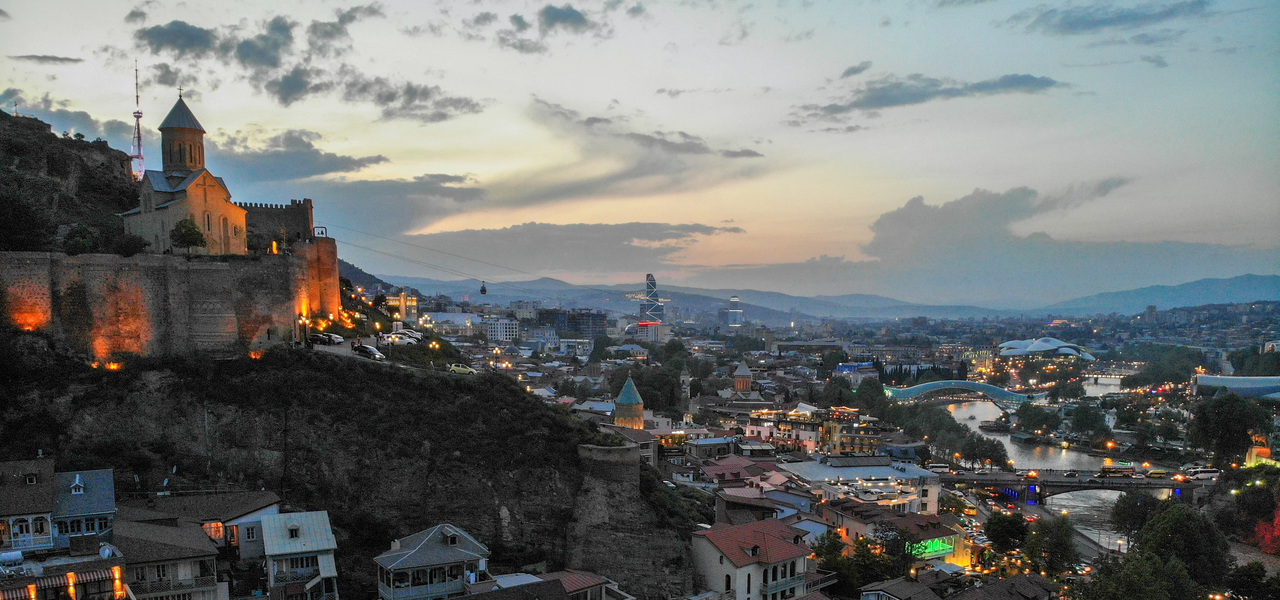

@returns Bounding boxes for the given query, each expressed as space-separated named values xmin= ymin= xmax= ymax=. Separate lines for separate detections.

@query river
xmin=944 ymin=400 xmax=1142 ymax=552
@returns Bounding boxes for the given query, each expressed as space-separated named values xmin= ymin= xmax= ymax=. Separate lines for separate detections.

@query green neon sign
xmin=910 ymin=537 xmax=955 ymax=558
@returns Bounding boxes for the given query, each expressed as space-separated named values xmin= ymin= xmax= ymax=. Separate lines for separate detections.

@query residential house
xmin=537 ymin=570 xmax=635 ymax=600
xmin=374 ymin=524 xmax=492 ymax=600
xmin=948 ymin=574 xmax=1057 ymax=600
xmin=599 ymin=425 xmax=660 ymax=468
xmin=129 ymin=491 xmax=280 ymax=560
xmin=113 ymin=518 xmax=220 ymax=600
xmin=857 ymin=577 xmax=942 ymax=600
xmin=821 ymin=502 xmax=969 ymax=567
xmin=690 ymin=519 xmax=836 ymax=600
xmin=262 ymin=512 xmax=339 ymax=600
xmin=0 ymin=459 xmax=116 ymax=553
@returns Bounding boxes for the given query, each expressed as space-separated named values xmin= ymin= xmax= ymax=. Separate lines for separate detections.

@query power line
xmin=319 ymin=222 xmax=549 ymax=281
xmin=328 ymin=236 xmax=566 ymax=303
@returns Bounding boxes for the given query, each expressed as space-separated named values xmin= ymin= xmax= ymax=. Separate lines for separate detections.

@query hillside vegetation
xmin=0 ymin=329 xmax=692 ymax=594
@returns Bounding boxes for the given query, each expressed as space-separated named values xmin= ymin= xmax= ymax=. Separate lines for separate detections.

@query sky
xmin=2 ymin=0 xmax=1278 ymax=308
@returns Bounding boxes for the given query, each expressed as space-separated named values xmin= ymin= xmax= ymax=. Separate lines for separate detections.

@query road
xmin=961 ymin=490 xmax=1117 ymax=564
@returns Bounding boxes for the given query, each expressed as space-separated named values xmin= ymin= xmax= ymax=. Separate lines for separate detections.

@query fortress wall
xmin=0 ymin=250 xmax=332 ymax=359
xmin=238 ymin=199 xmax=314 ymax=243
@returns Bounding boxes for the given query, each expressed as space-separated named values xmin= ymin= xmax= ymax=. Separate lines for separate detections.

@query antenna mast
xmin=129 ymin=61 xmax=145 ymax=180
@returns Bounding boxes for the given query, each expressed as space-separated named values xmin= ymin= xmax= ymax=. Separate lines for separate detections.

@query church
xmin=120 ymin=95 xmax=248 ymax=255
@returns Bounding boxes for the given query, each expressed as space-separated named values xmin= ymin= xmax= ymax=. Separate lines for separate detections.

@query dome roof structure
xmin=999 ymin=337 xmax=1095 ymax=360
xmin=159 ymin=97 xmax=205 ymax=131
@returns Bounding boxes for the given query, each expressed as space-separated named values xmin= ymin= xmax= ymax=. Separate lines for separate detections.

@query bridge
xmin=939 ymin=469 xmax=1207 ymax=503
xmin=887 ymin=380 xmax=1045 ymax=411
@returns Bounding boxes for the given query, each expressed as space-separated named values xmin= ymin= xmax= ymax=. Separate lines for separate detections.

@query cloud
xmin=124 ymin=9 xmax=147 ymax=24
xmin=538 ymin=4 xmax=595 ymax=35
xmin=8 ymin=55 xmax=84 ymax=65
xmin=784 ymin=29 xmax=815 ymax=42
xmin=496 ymin=31 xmax=548 ymax=54
xmin=146 ymin=63 xmax=200 ymax=89
xmin=134 ymin=20 xmax=220 ymax=59
xmin=720 ymin=20 xmax=753 ymax=45
xmin=797 ymin=73 xmax=1062 ymax=119
xmin=510 ymin=14 xmax=532 ymax=32
xmin=1008 ymin=0 xmax=1211 ymax=35
xmin=337 ymin=66 xmax=487 ymax=122
xmin=307 ymin=4 xmax=385 ymax=56
xmin=0 ymin=9 xmax=9 ymax=21
xmin=933 ymin=0 xmax=998 ymax=6
xmin=720 ymin=149 xmax=764 ymax=158
xmin=683 ymin=184 xmax=1279 ymax=306
xmin=207 ymin=129 xmax=388 ymax=182
xmin=462 ymin=99 xmax=769 ymax=212
xmin=234 ymin=16 xmax=296 ymax=70
xmin=466 ymin=12 xmax=499 ymax=28
xmin=265 ymin=66 xmax=332 ymax=106
xmin=840 ymin=61 xmax=873 ymax=78
xmin=1130 ymin=28 xmax=1185 ymax=45
xmin=627 ymin=4 xmax=646 ymax=17
xmin=389 ymin=222 xmax=744 ymax=276
xmin=1141 ymin=54 xmax=1169 ymax=68
xmin=814 ymin=125 xmax=866 ymax=134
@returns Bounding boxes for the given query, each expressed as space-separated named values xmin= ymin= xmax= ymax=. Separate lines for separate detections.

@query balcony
xmin=804 ymin=571 xmax=838 ymax=593
xmin=762 ymin=574 xmax=805 ymax=594
xmin=378 ymin=578 xmax=470 ymax=600
xmin=3 ymin=535 xmax=54 ymax=550
xmin=274 ymin=568 xmax=320 ymax=586
xmin=131 ymin=576 xmax=218 ymax=596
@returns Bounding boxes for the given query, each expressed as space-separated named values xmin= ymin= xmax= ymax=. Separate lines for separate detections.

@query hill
xmin=0 ymin=110 xmax=144 ymax=254
xmin=0 ymin=331 xmax=701 ymax=598
xmin=338 ymin=258 xmax=393 ymax=291
xmin=1045 ymin=274 xmax=1280 ymax=315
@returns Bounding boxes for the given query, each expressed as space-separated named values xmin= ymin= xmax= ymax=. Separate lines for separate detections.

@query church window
xmin=179 ymin=145 xmax=185 ymax=163
xmin=205 ymin=212 xmax=212 ymax=231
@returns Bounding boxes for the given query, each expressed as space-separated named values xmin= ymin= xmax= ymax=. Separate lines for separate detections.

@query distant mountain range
xmin=343 ymin=267 xmax=1280 ymax=323
xmin=1042 ymin=274 xmax=1280 ymax=315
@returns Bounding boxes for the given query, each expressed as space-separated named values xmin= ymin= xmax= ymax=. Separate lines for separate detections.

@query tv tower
xmin=129 ymin=61 xmax=145 ymax=180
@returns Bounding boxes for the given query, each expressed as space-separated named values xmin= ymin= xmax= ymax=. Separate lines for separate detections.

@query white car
xmin=384 ymin=334 xmax=418 ymax=345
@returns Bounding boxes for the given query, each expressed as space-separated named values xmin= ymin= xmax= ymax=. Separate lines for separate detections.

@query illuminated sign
xmin=909 ymin=536 xmax=955 ymax=558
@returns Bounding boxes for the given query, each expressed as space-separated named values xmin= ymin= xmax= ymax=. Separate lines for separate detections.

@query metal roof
xmin=53 ymin=469 xmax=115 ymax=518
xmin=158 ymin=97 xmax=205 ymax=131
xmin=112 ymin=519 xmax=217 ymax=564
xmin=374 ymin=524 xmax=489 ymax=570
xmin=0 ymin=459 xmax=55 ymax=517
xmin=261 ymin=511 xmax=337 ymax=556
xmin=615 ymin=378 xmax=644 ymax=406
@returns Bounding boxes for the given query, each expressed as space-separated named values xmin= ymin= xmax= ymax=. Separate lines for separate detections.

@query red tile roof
xmin=692 ymin=518 xmax=810 ymax=568
xmin=537 ymin=570 xmax=609 ymax=593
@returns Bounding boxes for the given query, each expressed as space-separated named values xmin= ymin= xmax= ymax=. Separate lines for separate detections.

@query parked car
xmin=309 ymin=333 xmax=337 ymax=345
xmin=384 ymin=334 xmax=418 ymax=345
xmin=1063 ymin=471 xmax=1079 ymax=478
xmin=449 ymin=363 xmax=478 ymax=374
xmin=354 ymin=345 xmax=385 ymax=361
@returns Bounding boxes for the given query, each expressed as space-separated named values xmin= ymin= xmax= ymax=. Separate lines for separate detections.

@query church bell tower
xmin=159 ymin=93 xmax=206 ymax=174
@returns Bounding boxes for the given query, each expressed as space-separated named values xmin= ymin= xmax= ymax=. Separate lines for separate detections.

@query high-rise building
xmin=639 ymin=274 xmax=665 ymax=323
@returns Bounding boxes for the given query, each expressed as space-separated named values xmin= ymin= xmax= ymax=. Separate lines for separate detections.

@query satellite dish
xmin=479 ymin=281 xmax=487 ymax=295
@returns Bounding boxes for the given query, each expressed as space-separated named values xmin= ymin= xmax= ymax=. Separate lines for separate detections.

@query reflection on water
xmin=1083 ymin=377 xmax=1124 ymax=398
xmin=946 ymin=400 xmax=1129 ymax=551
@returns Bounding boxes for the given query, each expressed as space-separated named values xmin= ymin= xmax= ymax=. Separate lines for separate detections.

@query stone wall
xmin=238 ymin=199 xmax=315 ymax=243
xmin=0 ymin=250 xmax=336 ymax=360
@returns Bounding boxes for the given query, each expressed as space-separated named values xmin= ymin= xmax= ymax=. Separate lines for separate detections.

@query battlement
xmin=235 ymin=198 xmax=314 ymax=210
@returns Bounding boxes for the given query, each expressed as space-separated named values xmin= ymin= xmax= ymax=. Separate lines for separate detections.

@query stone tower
xmin=734 ymin=362 xmax=753 ymax=393
xmin=159 ymin=96 xmax=205 ymax=173
xmin=613 ymin=377 xmax=645 ymax=430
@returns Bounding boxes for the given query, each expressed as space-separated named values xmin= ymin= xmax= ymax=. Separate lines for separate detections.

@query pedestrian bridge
xmin=887 ymin=380 xmax=1044 ymax=411
xmin=940 ymin=469 xmax=1206 ymax=502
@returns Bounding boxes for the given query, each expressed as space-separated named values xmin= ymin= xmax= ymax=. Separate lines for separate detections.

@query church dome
xmin=616 ymin=377 xmax=644 ymax=406
xmin=159 ymin=97 xmax=205 ymax=132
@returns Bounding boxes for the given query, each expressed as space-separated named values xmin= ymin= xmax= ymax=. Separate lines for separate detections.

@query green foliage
xmin=1015 ymin=403 xmax=1061 ymax=433
xmin=588 ymin=335 xmax=617 ymax=363
xmin=1023 ymin=515 xmax=1079 ymax=574
xmin=1069 ymin=404 xmax=1111 ymax=441
xmin=1228 ymin=347 xmax=1280 ymax=377
xmin=1188 ymin=393 xmax=1273 ymax=466
xmin=607 ymin=364 xmax=681 ymax=411
xmin=637 ymin=466 xmax=713 ymax=536
xmin=882 ymin=403 xmax=1008 ymax=468
xmin=1109 ymin=493 xmax=1161 ymax=541
xmin=983 ymin=511 xmax=1028 ymax=553
xmin=110 ymin=232 xmax=150 ymax=257
xmin=818 ymin=350 xmax=848 ymax=380
xmin=1137 ymin=501 xmax=1232 ymax=588
xmin=854 ymin=377 xmax=890 ymax=417
xmin=169 ymin=217 xmax=206 ymax=253
xmin=380 ymin=337 xmax=465 ymax=368
xmin=1078 ymin=551 xmax=1204 ymax=600
xmin=811 ymin=534 xmax=905 ymax=596
xmin=1119 ymin=345 xmax=1208 ymax=387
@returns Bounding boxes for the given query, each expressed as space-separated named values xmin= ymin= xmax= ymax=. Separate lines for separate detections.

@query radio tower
xmin=128 ymin=61 xmax=145 ymax=180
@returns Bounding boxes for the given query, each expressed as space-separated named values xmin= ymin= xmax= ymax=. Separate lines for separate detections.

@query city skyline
xmin=2 ymin=0 xmax=1277 ymax=307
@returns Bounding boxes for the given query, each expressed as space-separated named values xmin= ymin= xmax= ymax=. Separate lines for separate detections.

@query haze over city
xmin=2 ymin=0 xmax=1277 ymax=306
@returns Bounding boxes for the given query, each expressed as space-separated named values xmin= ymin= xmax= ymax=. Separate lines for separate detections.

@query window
xmin=747 ymin=573 xmax=751 ymax=593
xmin=288 ymin=526 xmax=300 ymax=539
xmin=98 ymin=517 xmax=109 ymax=531
xmin=133 ymin=568 xmax=146 ymax=582
xmin=33 ymin=518 xmax=47 ymax=535
xmin=85 ymin=518 xmax=97 ymax=532
xmin=205 ymin=213 xmax=212 ymax=232
xmin=56 ymin=521 xmax=67 ymax=535
xmin=246 ymin=526 xmax=257 ymax=541
xmin=25 ymin=474 xmax=37 ymax=485
xmin=71 ymin=484 xmax=84 ymax=495
xmin=921 ymin=488 xmax=929 ymax=498
xmin=14 ymin=519 xmax=30 ymax=535
xmin=724 ymin=575 xmax=731 ymax=591
xmin=447 ymin=535 xmax=458 ymax=546
xmin=71 ymin=519 xmax=84 ymax=533
xmin=287 ymin=556 xmax=318 ymax=570
xmin=155 ymin=564 xmax=168 ymax=581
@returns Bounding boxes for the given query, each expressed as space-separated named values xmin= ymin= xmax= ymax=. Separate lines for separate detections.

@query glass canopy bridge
xmin=886 ymin=380 xmax=1045 ymax=411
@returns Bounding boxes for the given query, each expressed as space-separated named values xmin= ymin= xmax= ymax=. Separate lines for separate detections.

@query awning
xmin=319 ymin=554 xmax=338 ymax=578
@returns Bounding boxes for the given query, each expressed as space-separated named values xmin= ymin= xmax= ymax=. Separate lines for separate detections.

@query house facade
xmin=374 ymin=524 xmax=492 ymax=600
xmin=0 ymin=460 xmax=115 ymax=553
xmin=262 ymin=512 xmax=340 ymax=600
xmin=691 ymin=519 xmax=835 ymax=600
xmin=113 ymin=519 xmax=220 ymax=600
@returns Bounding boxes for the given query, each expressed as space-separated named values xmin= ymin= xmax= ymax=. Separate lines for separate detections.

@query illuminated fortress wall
xmin=0 ymin=246 xmax=339 ymax=360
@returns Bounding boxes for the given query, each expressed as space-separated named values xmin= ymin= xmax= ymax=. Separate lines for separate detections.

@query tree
xmin=855 ymin=377 xmax=889 ymax=417
xmin=1138 ymin=501 xmax=1232 ymax=588
xmin=1226 ymin=562 xmax=1271 ymax=600
xmin=1188 ymin=393 xmax=1272 ymax=466
xmin=819 ymin=350 xmax=847 ymax=379
xmin=1080 ymin=551 xmax=1203 ymax=600
xmin=1110 ymin=493 xmax=1161 ymax=541
xmin=1023 ymin=515 xmax=1078 ymax=574
xmin=983 ymin=512 xmax=1028 ymax=553
xmin=169 ymin=217 xmax=206 ymax=255
xmin=1071 ymin=404 xmax=1111 ymax=440
xmin=109 ymin=233 xmax=150 ymax=257
xmin=1015 ymin=403 xmax=1061 ymax=433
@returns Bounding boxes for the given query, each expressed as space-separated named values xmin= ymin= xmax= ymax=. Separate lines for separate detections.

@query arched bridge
xmin=940 ymin=469 xmax=1207 ymax=503
xmin=887 ymin=380 xmax=1044 ymax=411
